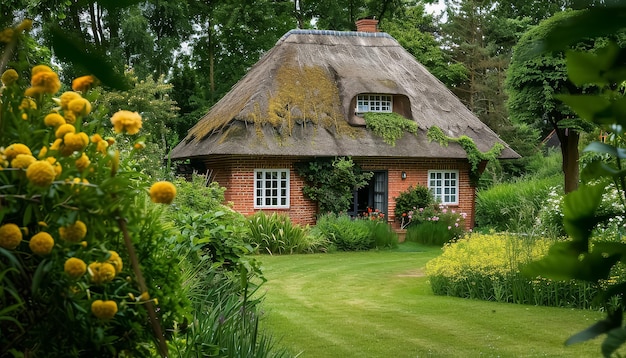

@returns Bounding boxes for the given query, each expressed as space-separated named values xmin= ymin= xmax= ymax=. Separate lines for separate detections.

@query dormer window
xmin=356 ymin=94 xmax=392 ymax=115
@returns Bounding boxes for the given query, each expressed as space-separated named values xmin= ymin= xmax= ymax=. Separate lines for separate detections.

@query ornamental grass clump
xmin=425 ymin=233 xmax=601 ymax=308
xmin=0 ymin=24 xmax=183 ymax=357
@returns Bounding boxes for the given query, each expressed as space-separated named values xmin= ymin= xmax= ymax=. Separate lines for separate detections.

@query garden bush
xmin=475 ymin=175 xmax=562 ymax=233
xmin=312 ymin=213 xmax=397 ymax=251
xmin=0 ymin=51 xmax=186 ymax=355
xmin=246 ymin=211 xmax=328 ymax=254
xmin=425 ymin=233 xmax=607 ymax=309
xmin=402 ymin=205 xmax=467 ymax=246
xmin=393 ymin=184 xmax=434 ymax=221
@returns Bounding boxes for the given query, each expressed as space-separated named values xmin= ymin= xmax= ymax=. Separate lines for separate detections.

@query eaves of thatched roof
xmin=171 ymin=29 xmax=519 ymax=160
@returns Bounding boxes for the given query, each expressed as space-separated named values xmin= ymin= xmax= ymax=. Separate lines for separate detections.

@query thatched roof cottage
xmin=171 ymin=19 xmax=519 ymax=228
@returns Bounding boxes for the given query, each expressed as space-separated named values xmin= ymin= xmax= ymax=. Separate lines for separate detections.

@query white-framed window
xmin=428 ymin=170 xmax=458 ymax=205
xmin=254 ymin=169 xmax=290 ymax=208
xmin=356 ymin=94 xmax=393 ymax=114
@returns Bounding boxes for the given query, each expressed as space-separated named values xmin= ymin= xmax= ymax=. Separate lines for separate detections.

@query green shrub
xmin=393 ymin=185 xmax=434 ymax=220
xmin=246 ymin=212 xmax=328 ymax=254
xmin=170 ymin=174 xmax=226 ymax=214
xmin=313 ymin=213 xmax=397 ymax=251
xmin=475 ymin=175 xmax=562 ymax=232
xmin=171 ymin=209 xmax=253 ymax=271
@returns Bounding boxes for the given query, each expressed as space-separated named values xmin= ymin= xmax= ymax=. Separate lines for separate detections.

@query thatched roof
xmin=171 ymin=29 xmax=519 ymax=160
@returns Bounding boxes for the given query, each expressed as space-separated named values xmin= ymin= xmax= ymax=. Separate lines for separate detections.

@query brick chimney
xmin=356 ymin=18 xmax=378 ymax=33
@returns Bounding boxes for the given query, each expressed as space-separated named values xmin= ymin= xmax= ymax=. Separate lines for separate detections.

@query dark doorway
xmin=349 ymin=171 xmax=387 ymax=217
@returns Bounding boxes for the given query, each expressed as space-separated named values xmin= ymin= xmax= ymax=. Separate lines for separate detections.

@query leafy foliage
xmin=296 ymin=157 xmax=373 ymax=214
xmin=427 ymin=126 xmax=504 ymax=181
xmin=363 ymin=112 xmax=417 ymax=146
xmin=393 ymin=184 xmax=434 ymax=220
xmin=246 ymin=211 xmax=328 ymax=255
xmin=312 ymin=213 xmax=397 ymax=251
xmin=521 ymin=4 xmax=626 ymax=355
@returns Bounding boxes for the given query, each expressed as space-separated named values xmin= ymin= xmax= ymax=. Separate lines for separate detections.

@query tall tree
xmin=381 ymin=3 xmax=466 ymax=88
xmin=506 ymin=10 xmax=597 ymax=193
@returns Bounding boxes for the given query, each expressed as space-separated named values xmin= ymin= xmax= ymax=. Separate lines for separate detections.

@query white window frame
xmin=428 ymin=170 xmax=459 ymax=205
xmin=355 ymin=94 xmax=393 ymax=114
xmin=254 ymin=169 xmax=290 ymax=209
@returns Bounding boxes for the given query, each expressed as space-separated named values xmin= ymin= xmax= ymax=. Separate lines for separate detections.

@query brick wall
xmin=202 ymin=155 xmax=476 ymax=229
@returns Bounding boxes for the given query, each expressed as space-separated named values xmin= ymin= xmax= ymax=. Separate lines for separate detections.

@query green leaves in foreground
xmin=522 ymin=5 xmax=626 ymax=356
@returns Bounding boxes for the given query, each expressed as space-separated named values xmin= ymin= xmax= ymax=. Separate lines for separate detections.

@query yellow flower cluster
xmin=88 ymin=262 xmax=117 ymax=284
xmin=107 ymin=251 xmax=123 ymax=274
xmin=91 ymin=300 xmax=118 ymax=320
xmin=72 ymin=75 xmax=95 ymax=93
xmin=64 ymin=257 xmax=87 ymax=278
xmin=59 ymin=220 xmax=87 ymax=242
xmin=149 ymin=181 xmax=177 ymax=204
xmin=29 ymin=232 xmax=55 ymax=255
xmin=0 ymin=223 xmax=22 ymax=250
xmin=25 ymin=65 xmax=61 ymax=96
xmin=425 ymin=233 xmax=552 ymax=280
xmin=110 ymin=110 xmax=142 ymax=135
xmin=1 ymin=69 xmax=18 ymax=86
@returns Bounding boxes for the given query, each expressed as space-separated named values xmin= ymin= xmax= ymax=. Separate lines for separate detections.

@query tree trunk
xmin=556 ymin=128 xmax=579 ymax=193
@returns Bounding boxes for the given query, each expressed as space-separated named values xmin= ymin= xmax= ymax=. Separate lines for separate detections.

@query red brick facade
xmin=202 ymin=155 xmax=476 ymax=229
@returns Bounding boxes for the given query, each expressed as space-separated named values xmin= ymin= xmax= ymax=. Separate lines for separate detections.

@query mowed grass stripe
xmin=257 ymin=247 xmax=606 ymax=357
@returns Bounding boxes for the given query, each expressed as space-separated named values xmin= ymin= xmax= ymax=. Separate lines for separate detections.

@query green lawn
xmin=256 ymin=243 xmax=609 ymax=357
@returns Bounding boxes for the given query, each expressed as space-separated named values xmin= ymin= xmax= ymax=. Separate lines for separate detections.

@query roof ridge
xmin=278 ymin=29 xmax=393 ymax=43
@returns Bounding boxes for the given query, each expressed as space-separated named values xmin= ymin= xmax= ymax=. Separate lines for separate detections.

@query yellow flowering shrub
xmin=426 ymin=233 xmax=599 ymax=308
xmin=0 ymin=28 xmax=183 ymax=357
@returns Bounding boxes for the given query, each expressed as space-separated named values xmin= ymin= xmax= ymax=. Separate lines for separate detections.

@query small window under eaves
xmin=355 ymin=94 xmax=393 ymax=115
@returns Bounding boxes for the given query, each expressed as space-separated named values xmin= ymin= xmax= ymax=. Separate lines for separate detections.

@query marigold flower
xmin=59 ymin=91 xmax=82 ymax=110
xmin=91 ymin=133 xmax=103 ymax=143
xmin=32 ymin=65 xmax=53 ymax=75
xmin=75 ymin=153 xmax=90 ymax=171
xmin=26 ymin=160 xmax=56 ymax=186
xmin=29 ymin=232 xmax=54 ymax=255
xmin=45 ymin=157 xmax=62 ymax=178
xmin=88 ymin=262 xmax=116 ymax=284
xmin=107 ymin=251 xmax=123 ymax=274
xmin=4 ymin=143 xmax=31 ymax=161
xmin=1 ymin=69 xmax=18 ymax=86
xmin=149 ymin=181 xmax=177 ymax=204
xmin=64 ymin=257 xmax=87 ymax=278
xmin=11 ymin=154 xmax=36 ymax=169
xmin=55 ymin=123 xmax=75 ymax=139
xmin=68 ymin=97 xmax=91 ymax=116
xmin=59 ymin=220 xmax=87 ymax=242
xmin=72 ymin=75 xmax=95 ymax=92
xmin=64 ymin=111 xmax=77 ymax=124
xmin=19 ymin=98 xmax=37 ymax=110
xmin=96 ymin=140 xmax=108 ymax=154
xmin=30 ymin=70 xmax=61 ymax=94
xmin=44 ymin=113 xmax=65 ymax=127
xmin=91 ymin=300 xmax=118 ymax=320
xmin=0 ymin=223 xmax=22 ymax=250
xmin=50 ymin=139 xmax=62 ymax=151
xmin=110 ymin=110 xmax=142 ymax=135
xmin=62 ymin=132 xmax=89 ymax=154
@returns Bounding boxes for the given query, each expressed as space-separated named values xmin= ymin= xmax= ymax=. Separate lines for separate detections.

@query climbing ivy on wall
xmin=427 ymin=126 xmax=504 ymax=179
xmin=363 ymin=112 xmax=418 ymax=146
xmin=295 ymin=157 xmax=373 ymax=214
